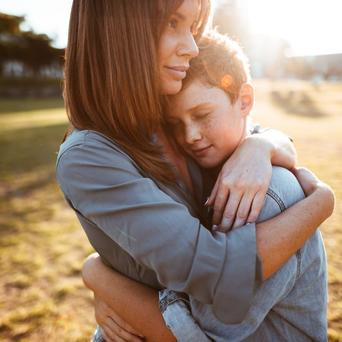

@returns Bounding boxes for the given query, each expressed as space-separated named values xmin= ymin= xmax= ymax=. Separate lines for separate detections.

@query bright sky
xmin=243 ymin=0 xmax=342 ymax=56
xmin=0 ymin=0 xmax=72 ymax=48
xmin=1 ymin=0 xmax=342 ymax=56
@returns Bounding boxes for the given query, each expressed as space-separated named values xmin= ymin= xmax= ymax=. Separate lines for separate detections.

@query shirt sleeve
xmin=56 ymin=132 xmax=257 ymax=324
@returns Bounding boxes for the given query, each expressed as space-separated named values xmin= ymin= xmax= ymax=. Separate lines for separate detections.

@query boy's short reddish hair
xmin=184 ymin=30 xmax=251 ymax=103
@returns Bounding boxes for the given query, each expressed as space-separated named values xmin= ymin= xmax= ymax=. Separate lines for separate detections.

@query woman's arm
xmin=82 ymin=254 xmax=176 ymax=342
xmin=208 ymin=128 xmax=296 ymax=230
xmin=258 ymin=166 xmax=334 ymax=279
xmin=252 ymin=127 xmax=297 ymax=169
xmin=57 ymin=131 xmax=332 ymax=324
xmin=83 ymin=168 xmax=333 ymax=340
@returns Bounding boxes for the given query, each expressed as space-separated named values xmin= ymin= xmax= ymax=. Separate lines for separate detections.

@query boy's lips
xmin=191 ymin=145 xmax=212 ymax=157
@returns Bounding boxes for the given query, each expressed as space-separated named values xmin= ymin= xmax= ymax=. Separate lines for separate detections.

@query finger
xmin=111 ymin=313 xmax=144 ymax=338
xmin=102 ymin=324 xmax=118 ymax=342
xmin=247 ymin=190 xmax=266 ymax=223
xmin=212 ymin=184 xmax=230 ymax=225
xmin=220 ymin=191 xmax=243 ymax=232
xmin=108 ymin=319 xmax=143 ymax=342
xmin=101 ymin=326 xmax=116 ymax=342
xmin=206 ymin=175 xmax=220 ymax=207
xmin=232 ymin=192 xmax=255 ymax=229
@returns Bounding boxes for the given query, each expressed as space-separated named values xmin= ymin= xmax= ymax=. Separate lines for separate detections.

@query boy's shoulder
xmin=258 ymin=166 xmax=305 ymax=223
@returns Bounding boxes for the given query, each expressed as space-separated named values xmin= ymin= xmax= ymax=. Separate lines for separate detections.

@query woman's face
xmin=167 ymin=80 xmax=247 ymax=168
xmin=158 ymin=0 xmax=200 ymax=95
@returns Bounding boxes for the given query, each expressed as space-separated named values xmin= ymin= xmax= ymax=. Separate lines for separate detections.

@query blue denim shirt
xmin=160 ymin=167 xmax=328 ymax=341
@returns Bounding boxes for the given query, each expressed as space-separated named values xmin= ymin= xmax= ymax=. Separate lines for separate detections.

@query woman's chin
xmin=160 ymin=80 xmax=183 ymax=96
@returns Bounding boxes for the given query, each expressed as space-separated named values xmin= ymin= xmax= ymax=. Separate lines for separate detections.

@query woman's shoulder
xmin=59 ymin=129 xmax=121 ymax=156
xmin=56 ymin=129 xmax=142 ymax=185
xmin=57 ymin=129 xmax=135 ymax=166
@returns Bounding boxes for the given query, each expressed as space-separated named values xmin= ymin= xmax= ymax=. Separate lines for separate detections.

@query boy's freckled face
xmin=167 ymin=79 xmax=247 ymax=168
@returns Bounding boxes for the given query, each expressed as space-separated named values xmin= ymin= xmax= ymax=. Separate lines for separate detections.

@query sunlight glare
xmin=243 ymin=0 xmax=342 ymax=56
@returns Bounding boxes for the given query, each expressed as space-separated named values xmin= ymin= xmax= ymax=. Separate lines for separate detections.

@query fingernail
xmin=204 ymin=197 xmax=210 ymax=206
xmin=221 ymin=218 xmax=230 ymax=227
xmin=212 ymin=224 xmax=218 ymax=231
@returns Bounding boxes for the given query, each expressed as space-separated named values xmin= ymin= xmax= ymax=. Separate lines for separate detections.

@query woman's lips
xmin=191 ymin=145 xmax=212 ymax=157
xmin=165 ymin=66 xmax=188 ymax=79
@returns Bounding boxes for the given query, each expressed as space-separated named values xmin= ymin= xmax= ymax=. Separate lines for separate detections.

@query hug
xmin=57 ymin=0 xmax=334 ymax=341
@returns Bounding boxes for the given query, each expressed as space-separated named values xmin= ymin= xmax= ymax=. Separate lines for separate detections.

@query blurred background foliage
xmin=0 ymin=12 xmax=64 ymax=97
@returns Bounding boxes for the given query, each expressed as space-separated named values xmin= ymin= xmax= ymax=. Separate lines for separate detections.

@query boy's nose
xmin=185 ymin=125 xmax=201 ymax=144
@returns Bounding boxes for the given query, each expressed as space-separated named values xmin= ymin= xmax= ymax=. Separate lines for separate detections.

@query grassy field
xmin=0 ymin=81 xmax=341 ymax=341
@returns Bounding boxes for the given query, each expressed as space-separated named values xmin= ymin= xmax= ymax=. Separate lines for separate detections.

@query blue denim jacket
xmin=161 ymin=167 xmax=328 ymax=341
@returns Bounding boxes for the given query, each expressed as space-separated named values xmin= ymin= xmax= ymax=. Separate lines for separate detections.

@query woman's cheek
xmin=174 ymin=129 xmax=185 ymax=146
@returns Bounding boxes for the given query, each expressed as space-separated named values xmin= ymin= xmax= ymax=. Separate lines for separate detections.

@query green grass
xmin=0 ymin=83 xmax=341 ymax=341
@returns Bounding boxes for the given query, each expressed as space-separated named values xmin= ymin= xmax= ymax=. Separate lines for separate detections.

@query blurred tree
xmin=21 ymin=31 xmax=63 ymax=76
xmin=0 ymin=12 xmax=64 ymax=78
xmin=0 ymin=12 xmax=23 ymax=34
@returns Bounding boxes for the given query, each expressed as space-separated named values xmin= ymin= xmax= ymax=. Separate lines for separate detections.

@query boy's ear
xmin=239 ymin=83 xmax=254 ymax=116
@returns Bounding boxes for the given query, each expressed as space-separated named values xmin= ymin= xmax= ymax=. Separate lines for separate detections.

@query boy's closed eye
xmin=193 ymin=111 xmax=211 ymax=120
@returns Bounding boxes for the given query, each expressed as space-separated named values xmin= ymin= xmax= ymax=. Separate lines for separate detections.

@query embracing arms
xmin=207 ymin=127 xmax=297 ymax=230
xmin=82 ymin=166 xmax=333 ymax=340
xmin=57 ymin=130 xmax=334 ymax=324
xmin=83 ymin=256 xmax=175 ymax=342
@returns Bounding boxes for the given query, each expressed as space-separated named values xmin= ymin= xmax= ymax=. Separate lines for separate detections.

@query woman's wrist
xmin=242 ymin=134 xmax=274 ymax=162
xmin=245 ymin=129 xmax=296 ymax=169
xmin=308 ymin=182 xmax=335 ymax=214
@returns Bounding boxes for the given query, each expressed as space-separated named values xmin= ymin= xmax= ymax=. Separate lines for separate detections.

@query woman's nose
xmin=177 ymin=32 xmax=199 ymax=59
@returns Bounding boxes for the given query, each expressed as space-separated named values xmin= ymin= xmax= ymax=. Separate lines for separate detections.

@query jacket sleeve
xmin=56 ymin=133 xmax=257 ymax=323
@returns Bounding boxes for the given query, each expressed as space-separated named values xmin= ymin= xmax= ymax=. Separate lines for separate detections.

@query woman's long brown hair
xmin=64 ymin=0 xmax=210 ymax=184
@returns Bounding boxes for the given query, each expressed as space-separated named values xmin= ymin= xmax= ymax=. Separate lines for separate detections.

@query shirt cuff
xmin=212 ymin=222 xmax=257 ymax=324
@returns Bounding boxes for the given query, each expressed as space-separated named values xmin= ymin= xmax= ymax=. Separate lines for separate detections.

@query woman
xmin=56 ymin=0 xmax=334 ymax=340
xmin=83 ymin=32 xmax=332 ymax=342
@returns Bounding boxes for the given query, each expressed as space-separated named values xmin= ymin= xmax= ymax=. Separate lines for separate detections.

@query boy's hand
xmin=207 ymin=137 xmax=272 ymax=232
xmin=94 ymin=295 xmax=144 ymax=342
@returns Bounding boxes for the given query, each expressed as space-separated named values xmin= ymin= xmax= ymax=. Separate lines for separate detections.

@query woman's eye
xmin=166 ymin=120 xmax=180 ymax=128
xmin=168 ymin=18 xmax=178 ymax=29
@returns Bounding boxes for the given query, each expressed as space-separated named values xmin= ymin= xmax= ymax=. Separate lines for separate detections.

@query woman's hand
xmin=207 ymin=135 xmax=273 ymax=232
xmin=292 ymin=166 xmax=325 ymax=196
xmin=94 ymin=295 xmax=144 ymax=342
